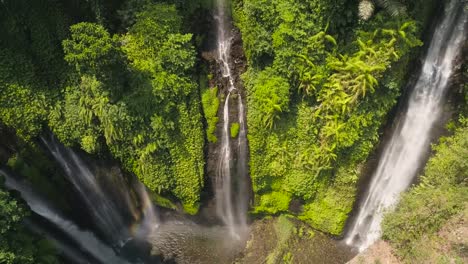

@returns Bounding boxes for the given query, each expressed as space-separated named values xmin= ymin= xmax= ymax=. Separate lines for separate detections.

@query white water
xmin=25 ymin=219 xmax=91 ymax=264
xmin=214 ymin=0 xmax=249 ymax=237
xmin=217 ymin=92 xmax=236 ymax=234
xmin=0 ymin=169 xmax=129 ymax=264
xmin=41 ymin=136 xmax=159 ymax=245
xmin=346 ymin=0 xmax=467 ymax=251
xmin=41 ymin=136 xmax=130 ymax=243
xmin=134 ymin=182 xmax=159 ymax=239
xmin=236 ymin=92 xmax=249 ymax=229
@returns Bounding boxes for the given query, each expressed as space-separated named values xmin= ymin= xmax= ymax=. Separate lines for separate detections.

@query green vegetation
xmin=230 ymin=123 xmax=240 ymax=138
xmin=0 ymin=0 xmax=214 ymax=258
xmin=233 ymin=0 xmax=427 ymax=234
xmin=0 ymin=0 xmax=454 ymax=261
xmin=266 ymin=216 xmax=294 ymax=264
xmin=382 ymin=118 xmax=468 ymax=262
xmin=202 ymin=87 xmax=220 ymax=143
xmin=0 ymin=184 xmax=60 ymax=264
xmin=0 ymin=0 xmax=209 ymax=214
xmin=237 ymin=216 xmax=353 ymax=264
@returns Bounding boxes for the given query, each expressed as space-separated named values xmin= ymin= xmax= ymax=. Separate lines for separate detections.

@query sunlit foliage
xmin=234 ymin=0 xmax=425 ymax=234
xmin=0 ymin=185 xmax=60 ymax=264
xmin=383 ymin=119 xmax=468 ymax=262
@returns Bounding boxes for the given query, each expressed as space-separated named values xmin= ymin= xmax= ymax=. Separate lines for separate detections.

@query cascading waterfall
xmin=217 ymin=92 xmax=236 ymax=233
xmin=24 ymin=219 xmax=94 ymax=264
xmin=41 ymin=136 xmax=159 ymax=245
xmin=345 ymin=0 xmax=467 ymax=252
xmin=0 ymin=169 xmax=129 ymax=264
xmin=41 ymin=136 xmax=132 ymax=243
xmin=236 ymin=92 xmax=249 ymax=229
xmin=214 ymin=0 xmax=249 ymax=237
xmin=133 ymin=182 xmax=160 ymax=239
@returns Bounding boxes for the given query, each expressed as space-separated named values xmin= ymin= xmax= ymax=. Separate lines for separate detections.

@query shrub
xmin=201 ymin=87 xmax=220 ymax=143
xmin=230 ymin=123 xmax=240 ymax=138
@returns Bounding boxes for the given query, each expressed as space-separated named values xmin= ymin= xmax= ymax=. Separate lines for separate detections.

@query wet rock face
xmin=230 ymin=28 xmax=248 ymax=84
xmin=203 ymin=24 xmax=248 ymax=195
xmin=235 ymin=217 xmax=356 ymax=264
xmin=197 ymin=10 xmax=255 ymax=232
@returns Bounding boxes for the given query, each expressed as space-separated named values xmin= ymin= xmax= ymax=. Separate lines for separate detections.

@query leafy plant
xmin=382 ymin=121 xmax=468 ymax=261
xmin=0 ymin=185 xmax=60 ymax=264
xmin=201 ymin=87 xmax=220 ymax=143
xmin=230 ymin=123 xmax=240 ymax=138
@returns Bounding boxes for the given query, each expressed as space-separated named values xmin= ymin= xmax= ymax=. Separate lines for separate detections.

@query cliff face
xmin=202 ymin=24 xmax=250 ymax=208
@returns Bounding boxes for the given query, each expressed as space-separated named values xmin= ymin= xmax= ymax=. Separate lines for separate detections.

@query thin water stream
xmin=41 ymin=136 xmax=132 ymax=243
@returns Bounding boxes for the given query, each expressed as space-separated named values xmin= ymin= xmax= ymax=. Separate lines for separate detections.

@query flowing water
xmin=148 ymin=222 xmax=245 ymax=263
xmin=214 ymin=0 xmax=249 ymax=238
xmin=24 ymin=219 xmax=97 ymax=264
xmin=345 ymin=0 xmax=467 ymax=251
xmin=41 ymin=136 xmax=131 ymax=243
xmin=0 ymin=169 xmax=130 ymax=264
xmin=133 ymin=182 xmax=160 ymax=239
xmin=236 ymin=92 xmax=249 ymax=229
xmin=35 ymin=137 xmax=241 ymax=262
xmin=217 ymin=92 xmax=236 ymax=233
xmin=41 ymin=136 xmax=159 ymax=246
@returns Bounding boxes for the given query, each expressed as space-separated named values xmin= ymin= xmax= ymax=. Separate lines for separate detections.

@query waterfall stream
xmin=0 ymin=169 xmax=130 ymax=264
xmin=41 ymin=136 xmax=133 ymax=243
xmin=41 ymin=136 xmax=159 ymax=245
xmin=214 ymin=0 xmax=249 ymax=238
xmin=345 ymin=0 xmax=467 ymax=252
xmin=24 ymin=219 xmax=95 ymax=264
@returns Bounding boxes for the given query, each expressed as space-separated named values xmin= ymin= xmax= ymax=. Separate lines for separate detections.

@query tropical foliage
xmin=0 ymin=0 xmax=208 ymax=214
xmin=0 ymin=1 xmax=448 ymax=260
xmin=202 ymin=86 xmax=220 ymax=143
xmin=0 ymin=185 xmax=60 ymax=264
xmin=233 ymin=0 xmax=426 ymax=234
xmin=382 ymin=119 xmax=468 ymax=262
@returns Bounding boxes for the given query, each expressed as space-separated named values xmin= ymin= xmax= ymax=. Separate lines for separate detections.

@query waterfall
xmin=0 ymin=169 xmax=130 ymax=264
xmin=345 ymin=0 xmax=467 ymax=252
xmin=41 ymin=136 xmax=159 ymax=245
xmin=214 ymin=0 xmax=249 ymax=237
xmin=216 ymin=92 xmax=236 ymax=233
xmin=24 ymin=219 xmax=94 ymax=264
xmin=236 ymin=93 xmax=249 ymax=229
xmin=41 ymin=136 xmax=131 ymax=243
xmin=133 ymin=182 xmax=159 ymax=239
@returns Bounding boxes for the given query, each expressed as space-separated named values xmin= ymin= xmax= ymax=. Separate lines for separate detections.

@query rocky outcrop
xmin=347 ymin=241 xmax=400 ymax=264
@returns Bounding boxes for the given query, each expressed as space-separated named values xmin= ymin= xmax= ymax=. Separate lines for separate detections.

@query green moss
xmin=299 ymin=167 xmax=358 ymax=235
xmin=80 ymin=135 xmax=99 ymax=153
xmin=182 ymin=202 xmax=199 ymax=215
xmin=152 ymin=193 xmax=177 ymax=210
xmin=230 ymin=122 xmax=240 ymax=138
xmin=201 ymin=86 xmax=220 ymax=143
xmin=266 ymin=216 xmax=295 ymax=264
xmin=254 ymin=191 xmax=292 ymax=215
